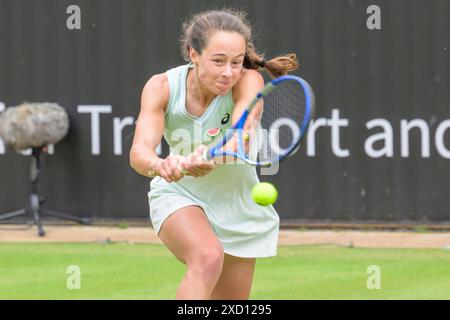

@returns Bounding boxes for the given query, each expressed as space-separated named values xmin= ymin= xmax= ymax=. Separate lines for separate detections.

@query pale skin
xmin=129 ymin=30 xmax=264 ymax=299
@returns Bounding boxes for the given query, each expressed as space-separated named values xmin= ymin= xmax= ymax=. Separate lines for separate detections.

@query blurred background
xmin=0 ymin=0 xmax=449 ymax=227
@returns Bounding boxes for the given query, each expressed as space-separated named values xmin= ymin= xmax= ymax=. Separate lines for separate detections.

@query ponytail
xmin=243 ymin=43 xmax=299 ymax=78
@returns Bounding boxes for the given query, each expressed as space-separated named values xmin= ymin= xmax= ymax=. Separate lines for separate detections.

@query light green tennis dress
xmin=148 ymin=63 xmax=280 ymax=258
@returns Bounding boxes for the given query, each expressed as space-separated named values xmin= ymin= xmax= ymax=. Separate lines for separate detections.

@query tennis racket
xmin=182 ymin=75 xmax=315 ymax=171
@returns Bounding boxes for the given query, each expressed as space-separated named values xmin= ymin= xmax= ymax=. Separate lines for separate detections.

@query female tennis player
xmin=130 ymin=9 xmax=298 ymax=299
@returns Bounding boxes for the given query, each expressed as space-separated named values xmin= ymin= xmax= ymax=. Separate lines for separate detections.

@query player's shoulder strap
xmin=165 ymin=63 xmax=192 ymax=116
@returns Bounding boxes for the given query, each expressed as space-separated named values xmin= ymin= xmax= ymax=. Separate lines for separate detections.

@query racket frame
xmin=204 ymin=75 xmax=315 ymax=167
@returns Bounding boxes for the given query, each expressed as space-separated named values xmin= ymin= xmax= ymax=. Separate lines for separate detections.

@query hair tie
xmin=258 ymin=60 xmax=266 ymax=68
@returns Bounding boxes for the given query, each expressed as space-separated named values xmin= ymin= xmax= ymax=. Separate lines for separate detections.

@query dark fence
xmin=1 ymin=0 xmax=449 ymax=224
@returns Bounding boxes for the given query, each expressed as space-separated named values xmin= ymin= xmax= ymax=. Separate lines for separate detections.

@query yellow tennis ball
xmin=251 ymin=182 xmax=278 ymax=206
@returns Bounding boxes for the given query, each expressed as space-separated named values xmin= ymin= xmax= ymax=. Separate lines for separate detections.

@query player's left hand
xmin=179 ymin=145 xmax=215 ymax=177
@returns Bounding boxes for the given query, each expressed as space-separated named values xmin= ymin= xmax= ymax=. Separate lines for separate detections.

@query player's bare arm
xmin=130 ymin=74 xmax=186 ymax=182
xmin=214 ymin=69 xmax=264 ymax=164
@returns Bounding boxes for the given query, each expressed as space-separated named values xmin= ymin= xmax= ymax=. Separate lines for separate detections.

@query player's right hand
xmin=154 ymin=155 xmax=186 ymax=183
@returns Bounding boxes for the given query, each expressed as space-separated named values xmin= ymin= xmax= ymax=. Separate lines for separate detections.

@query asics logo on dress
xmin=221 ymin=113 xmax=230 ymax=125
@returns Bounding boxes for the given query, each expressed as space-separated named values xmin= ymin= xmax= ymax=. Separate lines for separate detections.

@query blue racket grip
xmin=203 ymin=148 xmax=213 ymax=161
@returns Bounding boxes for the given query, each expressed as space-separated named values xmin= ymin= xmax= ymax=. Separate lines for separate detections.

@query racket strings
xmin=249 ymin=79 xmax=307 ymax=164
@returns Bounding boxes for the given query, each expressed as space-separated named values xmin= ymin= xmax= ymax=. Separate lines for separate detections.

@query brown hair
xmin=180 ymin=9 xmax=299 ymax=78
